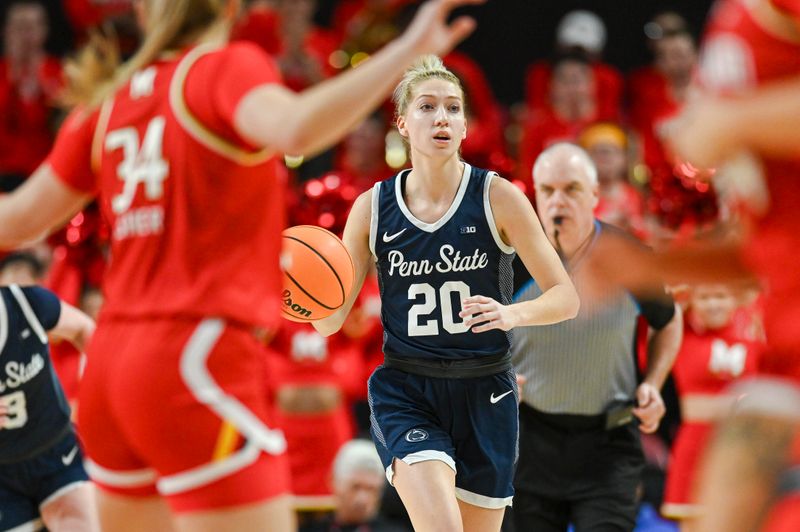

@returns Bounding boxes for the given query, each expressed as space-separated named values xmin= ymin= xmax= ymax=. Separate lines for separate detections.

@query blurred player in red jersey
xmin=589 ymin=1 xmax=800 ymax=530
xmin=0 ymin=0 xmax=485 ymax=529
xmin=660 ymin=284 xmax=763 ymax=525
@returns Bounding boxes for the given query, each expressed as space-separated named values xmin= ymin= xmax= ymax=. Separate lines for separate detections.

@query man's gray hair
xmin=333 ymin=439 xmax=385 ymax=482
xmin=532 ymin=142 xmax=598 ymax=186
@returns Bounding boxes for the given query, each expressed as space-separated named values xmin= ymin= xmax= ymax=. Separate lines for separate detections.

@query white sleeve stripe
xmin=0 ymin=292 xmax=8 ymax=355
xmin=484 ymin=173 xmax=515 ymax=254
xmin=369 ymin=181 xmax=381 ymax=259
xmin=9 ymin=285 xmax=49 ymax=344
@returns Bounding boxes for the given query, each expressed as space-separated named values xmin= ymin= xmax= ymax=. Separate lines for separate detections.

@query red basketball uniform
xmin=696 ymin=4 xmax=800 ymax=528
xmin=661 ymin=319 xmax=762 ymax=518
xmin=47 ymin=42 xmax=290 ymax=512
xmin=699 ymin=0 xmax=800 ymax=380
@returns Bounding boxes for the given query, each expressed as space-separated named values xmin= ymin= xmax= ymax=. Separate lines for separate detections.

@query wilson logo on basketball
xmin=282 ymin=289 xmax=313 ymax=319
xmin=280 ymin=225 xmax=355 ymax=323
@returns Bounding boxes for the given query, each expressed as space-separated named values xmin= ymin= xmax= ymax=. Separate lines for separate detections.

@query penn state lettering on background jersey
xmin=370 ymin=163 xmax=515 ymax=360
xmin=0 ymin=285 xmax=71 ymax=463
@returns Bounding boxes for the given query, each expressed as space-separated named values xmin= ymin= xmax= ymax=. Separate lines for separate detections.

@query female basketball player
xmin=0 ymin=1 xmax=483 ymax=530
xmin=589 ymin=1 xmax=800 ymax=530
xmin=0 ymin=285 xmax=98 ymax=532
xmin=314 ymin=56 xmax=579 ymax=532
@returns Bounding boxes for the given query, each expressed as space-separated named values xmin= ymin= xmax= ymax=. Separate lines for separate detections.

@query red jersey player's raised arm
xmin=0 ymin=0 xmax=485 ymax=249
xmin=667 ymin=0 xmax=800 ymax=168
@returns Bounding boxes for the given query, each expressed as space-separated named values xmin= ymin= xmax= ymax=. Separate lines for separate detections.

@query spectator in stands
xmin=517 ymin=52 xmax=601 ymax=182
xmin=627 ymin=14 xmax=716 ymax=230
xmin=0 ymin=0 xmax=62 ymax=191
xmin=629 ymin=17 xmax=698 ymax=170
xmin=266 ymin=320 xmax=364 ymax=517
xmin=332 ymin=0 xmax=416 ymax=55
xmin=62 ymin=0 xmax=132 ymax=43
xmin=661 ymin=284 xmax=763 ymax=525
xmin=524 ymin=10 xmax=622 ymax=122
xmin=579 ymin=122 xmax=646 ymax=235
xmin=334 ymin=112 xmax=394 ymax=190
xmin=300 ymin=439 xmax=409 ymax=532
xmin=445 ymin=51 xmax=511 ymax=175
xmin=232 ymin=0 xmax=281 ymax=55
xmin=274 ymin=0 xmax=338 ymax=92
xmin=0 ymin=251 xmax=45 ymax=285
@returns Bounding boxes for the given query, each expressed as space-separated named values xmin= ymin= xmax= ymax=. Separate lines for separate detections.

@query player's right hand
xmin=400 ymin=0 xmax=486 ymax=56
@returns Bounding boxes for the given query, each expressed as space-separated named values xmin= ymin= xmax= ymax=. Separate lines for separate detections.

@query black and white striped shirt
xmin=511 ymin=221 xmax=675 ymax=415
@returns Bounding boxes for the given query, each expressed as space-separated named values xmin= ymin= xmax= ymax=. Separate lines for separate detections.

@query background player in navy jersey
xmin=0 ymin=284 xmax=97 ymax=532
xmin=315 ymin=55 xmax=579 ymax=532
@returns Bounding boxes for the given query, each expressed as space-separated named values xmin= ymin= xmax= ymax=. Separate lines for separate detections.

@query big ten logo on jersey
xmin=709 ymin=339 xmax=747 ymax=377
xmin=106 ymin=115 xmax=169 ymax=241
xmin=290 ymin=331 xmax=328 ymax=363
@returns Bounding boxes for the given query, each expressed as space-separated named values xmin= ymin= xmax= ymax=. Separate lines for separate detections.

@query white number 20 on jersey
xmin=106 ymin=116 xmax=169 ymax=215
xmin=408 ymin=281 xmax=471 ymax=336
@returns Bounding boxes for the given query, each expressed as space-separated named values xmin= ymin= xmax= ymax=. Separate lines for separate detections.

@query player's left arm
xmin=460 ymin=176 xmax=579 ymax=332
xmin=670 ymin=77 xmax=800 ymax=167
xmin=0 ymin=164 xmax=92 ymax=249
xmin=22 ymin=286 xmax=96 ymax=352
xmin=634 ymin=302 xmax=683 ymax=433
xmin=49 ymin=300 xmax=96 ymax=353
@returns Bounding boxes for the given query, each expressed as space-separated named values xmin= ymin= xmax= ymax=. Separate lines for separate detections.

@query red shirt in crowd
xmin=265 ymin=321 xmax=364 ymax=507
xmin=0 ymin=56 xmax=62 ymax=177
xmin=524 ymin=60 xmax=623 ymax=120
xmin=662 ymin=318 xmax=763 ymax=517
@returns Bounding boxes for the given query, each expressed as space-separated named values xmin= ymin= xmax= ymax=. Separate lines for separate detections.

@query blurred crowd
xmin=0 ymin=1 xmax=768 ymax=530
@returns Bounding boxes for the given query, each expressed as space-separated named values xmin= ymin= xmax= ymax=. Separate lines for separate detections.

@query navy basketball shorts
xmin=368 ymin=365 xmax=518 ymax=509
xmin=0 ymin=430 xmax=89 ymax=531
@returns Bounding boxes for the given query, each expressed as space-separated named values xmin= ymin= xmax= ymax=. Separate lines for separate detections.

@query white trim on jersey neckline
xmin=394 ymin=162 xmax=471 ymax=233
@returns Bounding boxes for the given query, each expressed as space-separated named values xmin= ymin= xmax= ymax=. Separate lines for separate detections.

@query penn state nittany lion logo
xmin=405 ymin=428 xmax=429 ymax=443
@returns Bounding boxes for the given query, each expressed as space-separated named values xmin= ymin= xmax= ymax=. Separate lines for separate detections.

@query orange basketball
xmin=281 ymin=225 xmax=355 ymax=322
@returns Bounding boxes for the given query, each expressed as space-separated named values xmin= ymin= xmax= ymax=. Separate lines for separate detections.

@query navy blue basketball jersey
xmin=370 ymin=163 xmax=515 ymax=361
xmin=0 ymin=285 xmax=71 ymax=463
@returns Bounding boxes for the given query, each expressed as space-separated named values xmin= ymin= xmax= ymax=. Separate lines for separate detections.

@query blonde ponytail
xmin=63 ymin=0 xmax=230 ymax=109
xmin=392 ymin=55 xmax=464 ymax=119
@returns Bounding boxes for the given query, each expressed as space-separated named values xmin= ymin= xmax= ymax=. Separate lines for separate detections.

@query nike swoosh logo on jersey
xmin=382 ymin=229 xmax=407 ymax=243
xmin=490 ymin=390 xmax=513 ymax=404
xmin=62 ymin=446 xmax=79 ymax=466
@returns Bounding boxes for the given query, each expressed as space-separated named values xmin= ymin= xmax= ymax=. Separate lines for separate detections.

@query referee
xmin=511 ymin=143 xmax=683 ymax=532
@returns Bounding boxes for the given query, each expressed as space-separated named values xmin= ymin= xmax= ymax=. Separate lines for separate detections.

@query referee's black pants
xmin=512 ymin=403 xmax=644 ymax=532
